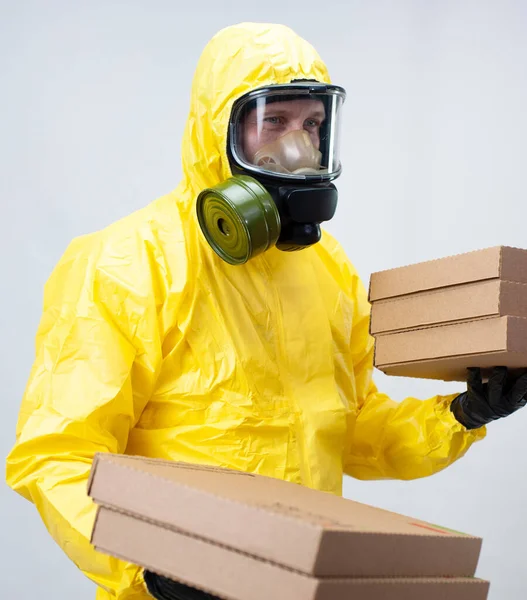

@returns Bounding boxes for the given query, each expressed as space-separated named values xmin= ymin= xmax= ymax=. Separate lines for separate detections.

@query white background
xmin=2 ymin=1 xmax=527 ymax=598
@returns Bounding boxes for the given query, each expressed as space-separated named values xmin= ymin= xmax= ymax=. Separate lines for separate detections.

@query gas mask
xmin=197 ymin=82 xmax=346 ymax=265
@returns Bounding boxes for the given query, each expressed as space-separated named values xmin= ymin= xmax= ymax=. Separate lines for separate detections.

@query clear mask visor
xmin=229 ymin=85 xmax=345 ymax=181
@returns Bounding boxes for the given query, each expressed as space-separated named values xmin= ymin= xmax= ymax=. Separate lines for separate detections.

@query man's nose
xmin=288 ymin=119 xmax=305 ymax=132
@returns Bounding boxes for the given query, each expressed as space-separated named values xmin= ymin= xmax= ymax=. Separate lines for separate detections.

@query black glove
xmin=450 ymin=366 xmax=527 ymax=430
xmin=143 ymin=570 xmax=220 ymax=600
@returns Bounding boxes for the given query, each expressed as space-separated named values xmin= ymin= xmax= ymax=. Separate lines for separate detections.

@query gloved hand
xmin=450 ymin=366 xmax=527 ymax=430
xmin=143 ymin=570 xmax=220 ymax=600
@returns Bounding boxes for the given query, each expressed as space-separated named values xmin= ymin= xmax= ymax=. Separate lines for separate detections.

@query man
xmin=5 ymin=22 xmax=527 ymax=600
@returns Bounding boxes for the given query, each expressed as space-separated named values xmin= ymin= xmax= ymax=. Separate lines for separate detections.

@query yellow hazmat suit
xmin=5 ymin=22 xmax=486 ymax=600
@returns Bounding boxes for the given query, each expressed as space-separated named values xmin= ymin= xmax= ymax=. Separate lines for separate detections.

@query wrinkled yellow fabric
xmin=5 ymin=22 xmax=486 ymax=600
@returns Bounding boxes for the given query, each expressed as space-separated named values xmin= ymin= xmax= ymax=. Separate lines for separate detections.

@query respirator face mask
xmin=197 ymin=82 xmax=346 ymax=265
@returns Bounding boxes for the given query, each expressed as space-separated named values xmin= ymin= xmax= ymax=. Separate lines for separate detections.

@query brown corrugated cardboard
xmin=376 ymin=352 xmax=527 ymax=382
xmin=370 ymin=280 xmax=527 ymax=334
xmin=91 ymin=505 xmax=490 ymax=600
xmin=374 ymin=315 xmax=527 ymax=365
xmin=368 ymin=246 xmax=527 ymax=302
xmin=374 ymin=315 xmax=527 ymax=381
xmin=368 ymin=246 xmax=527 ymax=380
xmin=87 ymin=453 xmax=483 ymax=579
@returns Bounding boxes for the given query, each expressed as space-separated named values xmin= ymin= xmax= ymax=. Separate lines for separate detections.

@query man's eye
xmin=304 ymin=119 xmax=320 ymax=128
xmin=264 ymin=116 xmax=283 ymax=125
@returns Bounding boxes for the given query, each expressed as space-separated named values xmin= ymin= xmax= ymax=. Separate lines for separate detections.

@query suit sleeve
xmin=5 ymin=234 xmax=163 ymax=598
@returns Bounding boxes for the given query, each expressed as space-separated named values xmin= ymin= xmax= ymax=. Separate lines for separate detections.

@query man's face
xmin=241 ymin=98 xmax=326 ymax=164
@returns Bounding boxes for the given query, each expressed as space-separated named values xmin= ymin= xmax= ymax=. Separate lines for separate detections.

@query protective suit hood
xmin=180 ymin=23 xmax=331 ymax=197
